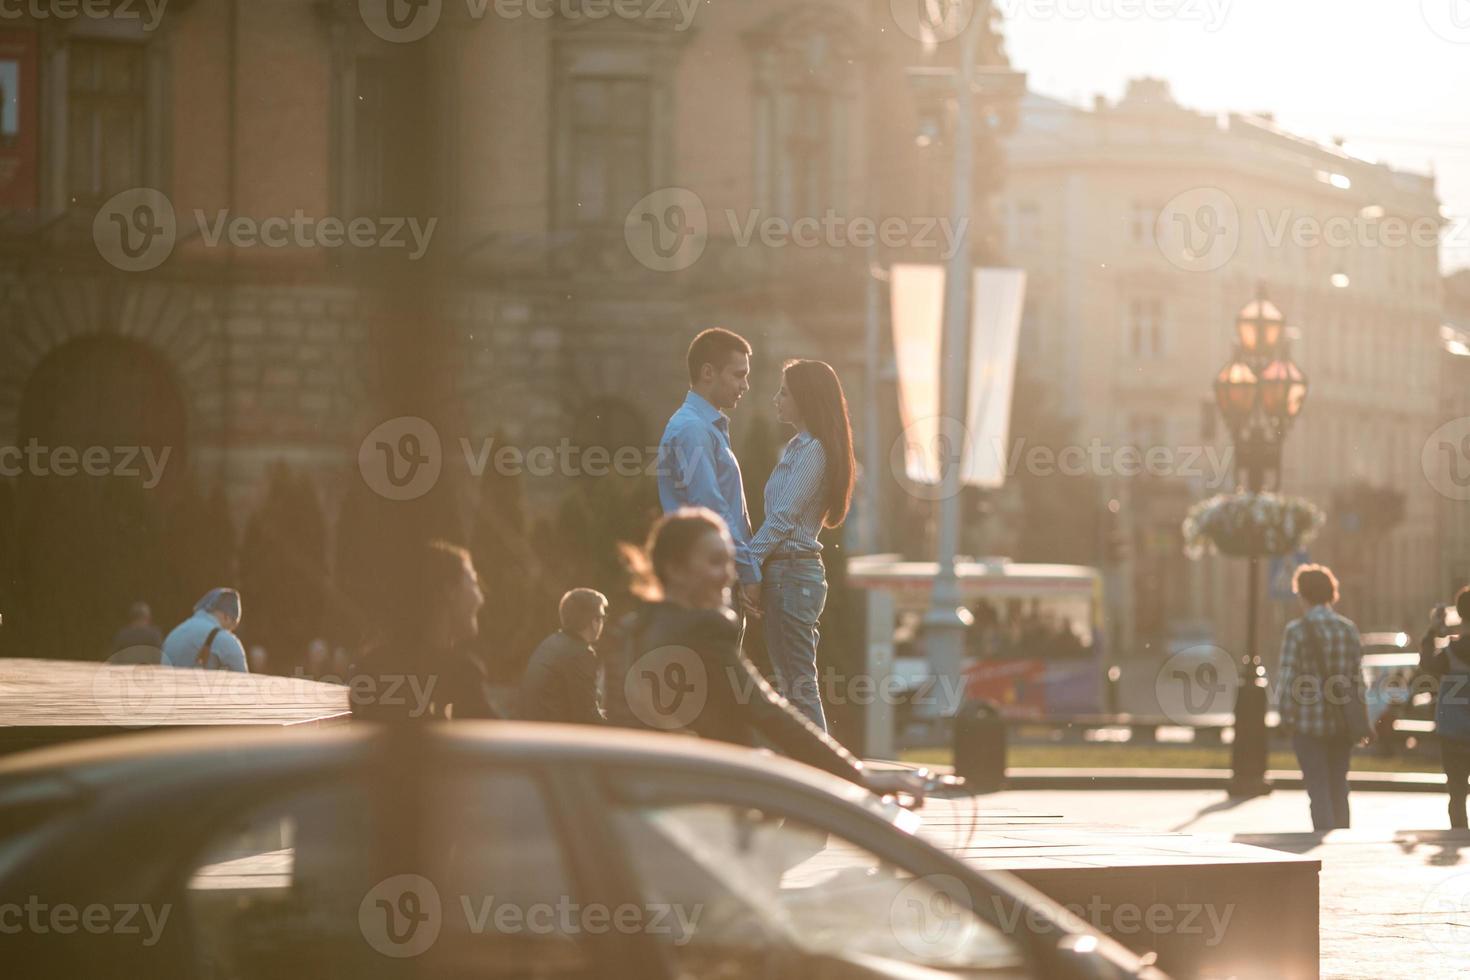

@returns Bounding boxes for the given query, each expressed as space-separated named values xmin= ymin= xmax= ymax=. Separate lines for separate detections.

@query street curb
xmin=997 ymin=767 xmax=1447 ymax=793
xmin=873 ymin=760 xmax=1448 ymax=793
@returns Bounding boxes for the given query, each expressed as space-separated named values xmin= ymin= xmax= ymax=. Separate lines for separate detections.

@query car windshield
xmin=614 ymin=800 xmax=1030 ymax=977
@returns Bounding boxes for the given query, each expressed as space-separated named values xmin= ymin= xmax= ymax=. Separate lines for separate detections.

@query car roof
xmin=0 ymin=722 xmax=876 ymax=810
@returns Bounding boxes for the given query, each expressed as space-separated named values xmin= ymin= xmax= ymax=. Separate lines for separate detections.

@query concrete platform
xmin=916 ymin=795 xmax=1321 ymax=979
xmin=0 ymin=658 xmax=351 ymax=755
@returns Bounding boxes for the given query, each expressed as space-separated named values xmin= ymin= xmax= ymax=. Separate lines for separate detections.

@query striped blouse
xmin=749 ymin=431 xmax=827 ymax=568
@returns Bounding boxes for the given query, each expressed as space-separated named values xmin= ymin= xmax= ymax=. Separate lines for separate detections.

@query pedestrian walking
xmin=741 ymin=359 xmax=855 ymax=731
xmin=1418 ymin=586 xmax=1470 ymax=829
xmin=519 ymin=588 xmax=608 ymax=725
xmin=655 ymin=328 xmax=760 ymax=621
xmin=160 ymin=589 xmax=248 ymax=672
xmin=1275 ymin=564 xmax=1371 ymax=830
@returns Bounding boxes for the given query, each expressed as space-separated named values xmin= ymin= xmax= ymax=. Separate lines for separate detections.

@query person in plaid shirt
xmin=1275 ymin=564 xmax=1371 ymax=830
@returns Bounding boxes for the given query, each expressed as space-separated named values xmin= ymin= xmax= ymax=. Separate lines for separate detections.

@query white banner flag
xmin=890 ymin=264 xmax=1027 ymax=490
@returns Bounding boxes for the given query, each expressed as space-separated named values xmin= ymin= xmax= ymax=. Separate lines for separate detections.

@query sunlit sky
xmin=999 ymin=0 xmax=1470 ymax=273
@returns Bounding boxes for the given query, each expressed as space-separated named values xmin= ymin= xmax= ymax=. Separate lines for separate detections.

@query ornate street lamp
xmin=1212 ymin=285 xmax=1309 ymax=797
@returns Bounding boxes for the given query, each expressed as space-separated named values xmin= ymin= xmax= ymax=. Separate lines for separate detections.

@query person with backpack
xmin=1419 ymin=586 xmax=1470 ymax=829
xmin=160 ymin=588 xmax=248 ymax=672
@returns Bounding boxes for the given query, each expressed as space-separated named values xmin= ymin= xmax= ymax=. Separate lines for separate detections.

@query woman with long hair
xmin=742 ymin=359 xmax=855 ymax=731
xmin=608 ymin=507 xmax=920 ymax=798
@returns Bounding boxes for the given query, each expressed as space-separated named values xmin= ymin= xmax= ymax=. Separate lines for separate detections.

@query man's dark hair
xmin=1293 ymin=564 xmax=1339 ymax=606
xmin=686 ymin=328 xmax=752 ymax=385
xmin=559 ymin=588 xmax=608 ymax=634
xmin=128 ymin=601 xmax=151 ymax=624
xmin=1457 ymin=585 xmax=1470 ymax=622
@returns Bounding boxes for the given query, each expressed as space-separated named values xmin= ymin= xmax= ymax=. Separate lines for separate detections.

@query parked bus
xmin=848 ymin=555 xmax=1106 ymax=741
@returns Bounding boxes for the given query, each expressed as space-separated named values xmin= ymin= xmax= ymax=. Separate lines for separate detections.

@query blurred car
xmin=0 ymin=724 xmax=1166 ymax=980
xmin=1359 ymin=631 xmax=1434 ymax=727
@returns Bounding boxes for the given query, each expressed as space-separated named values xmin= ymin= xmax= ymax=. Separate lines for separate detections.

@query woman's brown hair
xmin=621 ymin=508 xmax=729 ymax=601
xmin=783 ymin=359 xmax=855 ymax=527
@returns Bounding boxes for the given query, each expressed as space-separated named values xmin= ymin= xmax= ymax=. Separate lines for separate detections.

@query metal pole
xmin=864 ymin=243 xmax=883 ymax=554
xmin=1229 ymin=441 xmax=1271 ymax=796
xmin=924 ymin=14 xmax=978 ymax=717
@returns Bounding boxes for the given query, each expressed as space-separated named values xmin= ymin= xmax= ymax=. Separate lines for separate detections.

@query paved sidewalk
xmin=974 ymin=788 xmax=1470 ymax=979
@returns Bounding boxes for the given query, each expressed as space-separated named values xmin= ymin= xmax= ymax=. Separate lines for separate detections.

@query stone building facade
xmin=997 ymin=78 xmax=1451 ymax=668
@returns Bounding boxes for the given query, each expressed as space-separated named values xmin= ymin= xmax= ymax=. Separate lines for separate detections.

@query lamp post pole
xmin=1213 ymin=286 xmax=1308 ymax=797
xmin=923 ymin=12 xmax=980 ymax=718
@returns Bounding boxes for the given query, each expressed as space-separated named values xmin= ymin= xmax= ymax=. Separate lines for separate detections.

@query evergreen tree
xmin=239 ymin=463 xmax=329 ymax=674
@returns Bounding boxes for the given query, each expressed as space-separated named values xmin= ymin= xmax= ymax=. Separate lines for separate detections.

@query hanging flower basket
xmin=1182 ymin=491 xmax=1325 ymax=560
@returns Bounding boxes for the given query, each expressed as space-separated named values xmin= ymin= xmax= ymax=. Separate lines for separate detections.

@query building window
xmin=747 ymin=6 xmax=862 ymax=219
xmin=569 ymin=76 xmax=652 ymax=227
xmin=66 ymin=40 xmax=146 ymax=206
xmin=551 ymin=18 xmax=689 ymax=235
xmin=1015 ymin=201 xmax=1040 ymax=249
xmin=1127 ymin=298 xmax=1165 ymax=358
xmin=1129 ymin=202 xmax=1156 ymax=245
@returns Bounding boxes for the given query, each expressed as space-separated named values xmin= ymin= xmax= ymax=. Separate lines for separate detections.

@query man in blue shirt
xmin=657 ymin=328 xmax=759 ymax=614
xmin=161 ymin=588 xmax=249 ymax=672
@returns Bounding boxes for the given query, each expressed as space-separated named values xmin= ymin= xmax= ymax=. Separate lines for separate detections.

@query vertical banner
xmin=889 ymin=263 xmax=946 ymax=485
xmin=890 ymin=264 xmax=1027 ymax=489
xmin=964 ymin=268 xmax=1027 ymax=487
xmin=0 ymin=30 xmax=38 ymax=210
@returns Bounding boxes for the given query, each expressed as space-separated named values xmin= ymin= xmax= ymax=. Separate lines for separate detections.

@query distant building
xmin=998 ymin=78 xmax=1446 ymax=667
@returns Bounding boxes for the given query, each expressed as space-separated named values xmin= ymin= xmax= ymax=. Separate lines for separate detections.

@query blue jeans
xmin=1292 ymin=733 xmax=1353 ymax=830
xmin=761 ymin=558 xmax=828 ymax=731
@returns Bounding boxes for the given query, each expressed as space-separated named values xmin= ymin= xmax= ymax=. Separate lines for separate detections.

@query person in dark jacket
xmin=606 ymin=507 xmax=923 ymax=800
xmin=350 ymin=539 xmax=500 ymax=723
xmin=1419 ymin=586 xmax=1470 ymax=829
xmin=109 ymin=601 xmax=163 ymax=656
xmin=520 ymin=588 xmax=608 ymax=724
